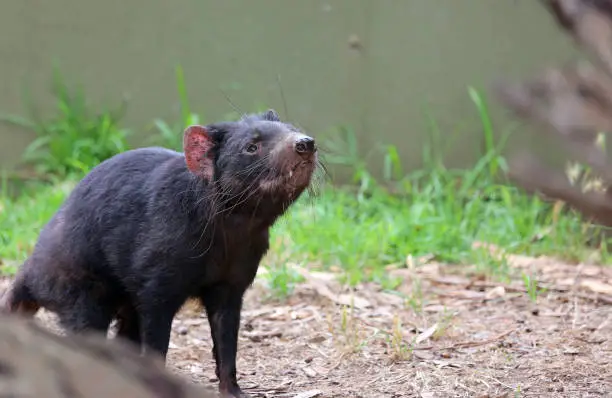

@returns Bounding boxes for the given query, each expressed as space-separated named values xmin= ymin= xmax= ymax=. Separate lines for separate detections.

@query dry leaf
xmin=415 ymin=323 xmax=438 ymax=344
xmin=335 ymin=294 xmax=371 ymax=309
xmin=485 ymin=286 xmax=507 ymax=300
xmin=288 ymin=264 xmax=372 ymax=309
xmin=580 ymin=279 xmax=612 ymax=294
xmin=292 ymin=390 xmax=323 ymax=398
xmin=429 ymin=276 xmax=470 ymax=286
xmin=432 ymin=360 xmax=462 ymax=368
xmin=423 ymin=304 xmax=449 ymax=313
xmin=413 ymin=350 xmax=434 ymax=361
xmin=378 ymin=292 xmax=405 ymax=306
xmin=436 ymin=290 xmax=486 ymax=300
xmin=301 ymin=367 xmax=318 ymax=378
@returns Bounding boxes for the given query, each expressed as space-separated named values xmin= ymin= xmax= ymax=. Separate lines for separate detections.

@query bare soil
xmin=2 ymin=246 xmax=611 ymax=398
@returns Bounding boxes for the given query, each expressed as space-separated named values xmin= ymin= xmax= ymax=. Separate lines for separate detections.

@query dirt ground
xmin=2 ymin=244 xmax=611 ymax=398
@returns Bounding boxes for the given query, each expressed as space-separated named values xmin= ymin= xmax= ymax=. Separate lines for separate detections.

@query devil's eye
xmin=246 ymin=143 xmax=259 ymax=153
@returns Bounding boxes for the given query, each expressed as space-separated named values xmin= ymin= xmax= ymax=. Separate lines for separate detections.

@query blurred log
xmin=0 ymin=313 xmax=219 ymax=398
xmin=495 ymin=0 xmax=612 ymax=228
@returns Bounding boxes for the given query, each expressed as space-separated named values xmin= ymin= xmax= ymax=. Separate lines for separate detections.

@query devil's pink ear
xmin=183 ymin=125 xmax=214 ymax=180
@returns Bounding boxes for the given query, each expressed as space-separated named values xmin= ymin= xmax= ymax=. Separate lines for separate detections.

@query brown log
xmin=541 ymin=0 xmax=612 ymax=74
xmin=0 ymin=313 xmax=219 ymax=398
xmin=495 ymin=0 xmax=612 ymax=228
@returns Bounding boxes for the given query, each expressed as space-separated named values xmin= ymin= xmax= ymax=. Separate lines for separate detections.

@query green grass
xmin=0 ymin=68 xmax=130 ymax=178
xmin=148 ymin=65 xmax=204 ymax=151
xmin=0 ymin=177 xmax=77 ymax=274
xmin=267 ymin=170 xmax=592 ymax=288
xmin=0 ymin=165 xmax=599 ymax=292
xmin=0 ymin=74 xmax=609 ymax=299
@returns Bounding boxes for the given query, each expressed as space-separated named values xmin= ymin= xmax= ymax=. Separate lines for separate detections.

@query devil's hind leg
xmin=0 ymin=265 xmax=41 ymax=317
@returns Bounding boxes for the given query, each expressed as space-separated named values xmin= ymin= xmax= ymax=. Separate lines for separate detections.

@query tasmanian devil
xmin=0 ymin=109 xmax=318 ymax=397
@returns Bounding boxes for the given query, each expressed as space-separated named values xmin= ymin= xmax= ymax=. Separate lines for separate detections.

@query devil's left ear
xmin=183 ymin=125 xmax=215 ymax=181
xmin=261 ymin=109 xmax=280 ymax=122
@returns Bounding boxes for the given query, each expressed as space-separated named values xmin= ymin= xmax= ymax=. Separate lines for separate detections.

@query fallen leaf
xmin=292 ymin=389 xmax=322 ymax=398
xmin=432 ymin=360 xmax=462 ymax=368
xmin=242 ymin=329 xmax=282 ymax=342
xmin=182 ymin=318 xmax=204 ymax=326
xmin=413 ymin=350 xmax=434 ymax=361
xmin=308 ymin=335 xmax=326 ymax=344
xmin=336 ymin=293 xmax=371 ymax=309
xmin=581 ymin=265 xmax=604 ymax=277
xmin=301 ymin=367 xmax=318 ymax=378
xmin=416 ymin=323 xmax=438 ymax=344
xmin=418 ymin=263 xmax=440 ymax=275
xmin=429 ymin=275 xmax=470 ymax=286
xmin=423 ymin=304 xmax=449 ymax=313
xmin=580 ymin=279 xmax=612 ymax=295
xmin=557 ymin=278 xmax=576 ymax=286
xmin=378 ymin=292 xmax=405 ymax=306
xmin=435 ymin=290 xmax=486 ymax=300
xmin=485 ymin=286 xmax=506 ymax=300
xmin=288 ymin=264 xmax=371 ymax=309
xmin=308 ymin=270 xmax=337 ymax=281
xmin=563 ymin=347 xmax=581 ymax=355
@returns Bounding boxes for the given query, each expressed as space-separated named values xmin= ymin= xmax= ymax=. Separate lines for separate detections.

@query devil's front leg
xmin=200 ymin=283 xmax=249 ymax=398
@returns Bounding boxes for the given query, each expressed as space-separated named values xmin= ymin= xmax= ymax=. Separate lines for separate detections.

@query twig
xmin=444 ymin=328 xmax=516 ymax=350
xmin=467 ymin=281 xmax=612 ymax=305
xmin=567 ymin=292 xmax=612 ymax=305
xmin=470 ymin=281 xmax=528 ymax=293
xmin=241 ymin=329 xmax=283 ymax=342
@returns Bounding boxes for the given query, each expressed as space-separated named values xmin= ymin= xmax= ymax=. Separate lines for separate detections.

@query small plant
xmin=327 ymin=302 xmax=367 ymax=354
xmin=522 ymin=273 xmax=542 ymax=303
xmin=388 ymin=314 xmax=413 ymax=361
xmin=319 ymin=125 xmax=377 ymax=200
xmin=150 ymin=65 xmax=202 ymax=151
xmin=150 ymin=65 xmax=266 ymax=150
xmin=471 ymin=246 xmax=511 ymax=281
xmin=381 ymin=144 xmax=404 ymax=183
xmin=515 ymin=384 xmax=522 ymax=397
xmin=405 ymin=277 xmax=424 ymax=314
xmin=468 ymin=85 xmax=504 ymax=178
xmin=0 ymin=69 xmax=130 ymax=178
xmin=263 ymin=262 xmax=304 ymax=299
xmin=0 ymin=178 xmax=78 ymax=270
xmin=376 ymin=271 xmax=402 ymax=291
xmin=432 ymin=309 xmax=456 ymax=340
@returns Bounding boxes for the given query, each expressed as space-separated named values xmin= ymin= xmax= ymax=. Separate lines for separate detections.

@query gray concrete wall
xmin=0 ymin=0 xmax=578 ymax=177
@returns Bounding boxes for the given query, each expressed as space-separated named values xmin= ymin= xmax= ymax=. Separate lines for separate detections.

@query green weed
xmin=149 ymin=65 xmax=203 ymax=151
xmin=389 ymin=314 xmax=413 ymax=361
xmin=148 ymin=64 xmax=266 ymax=150
xmin=0 ymin=178 xmax=78 ymax=273
xmin=263 ymin=262 xmax=305 ymax=299
xmin=0 ymin=69 xmax=130 ymax=178
xmin=522 ymin=273 xmax=546 ymax=303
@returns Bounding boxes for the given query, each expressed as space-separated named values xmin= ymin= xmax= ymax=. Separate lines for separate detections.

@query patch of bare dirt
xmin=2 ymin=251 xmax=611 ymax=397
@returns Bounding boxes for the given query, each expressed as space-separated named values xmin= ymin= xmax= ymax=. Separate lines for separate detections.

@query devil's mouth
xmin=288 ymin=160 xmax=314 ymax=178
xmin=257 ymin=160 xmax=314 ymax=198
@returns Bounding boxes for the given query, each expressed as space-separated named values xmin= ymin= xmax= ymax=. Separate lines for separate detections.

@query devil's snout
xmin=294 ymin=136 xmax=316 ymax=158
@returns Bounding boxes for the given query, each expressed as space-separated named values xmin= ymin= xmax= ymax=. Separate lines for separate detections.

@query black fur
xmin=2 ymin=109 xmax=318 ymax=398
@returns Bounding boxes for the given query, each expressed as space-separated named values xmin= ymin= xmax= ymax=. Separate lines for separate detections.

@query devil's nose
xmin=294 ymin=136 xmax=316 ymax=155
